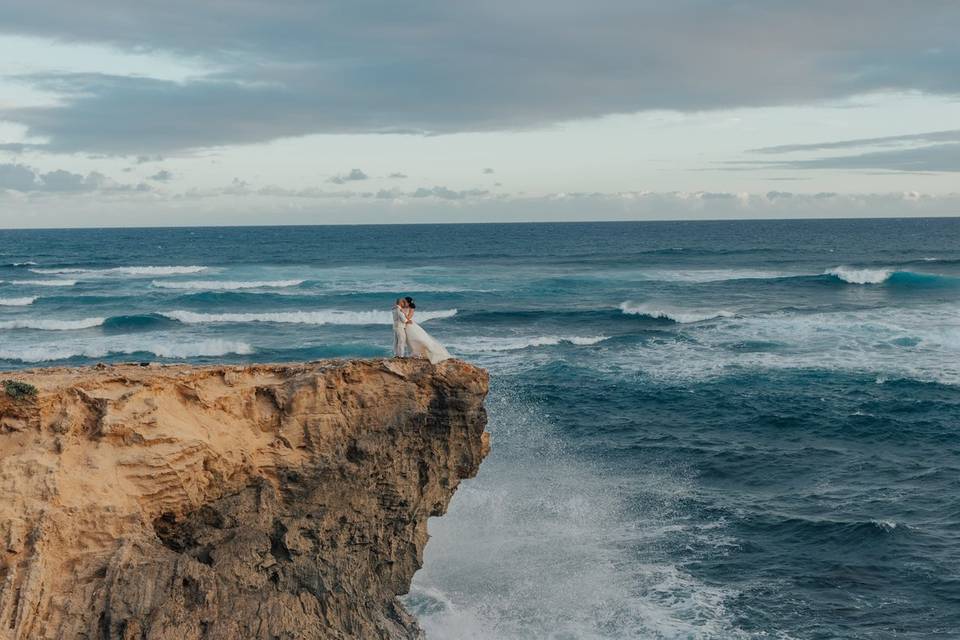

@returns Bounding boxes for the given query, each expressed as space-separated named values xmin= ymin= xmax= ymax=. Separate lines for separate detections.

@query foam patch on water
xmin=0 ymin=297 xmax=36 ymax=306
xmin=0 ymin=337 xmax=253 ymax=362
xmin=152 ymin=279 xmax=304 ymax=290
xmin=604 ymin=305 xmax=960 ymax=386
xmin=30 ymin=265 xmax=207 ymax=277
xmin=0 ymin=317 xmax=105 ymax=330
xmin=454 ymin=335 xmax=610 ymax=352
xmin=639 ymin=269 xmax=793 ymax=283
xmin=161 ymin=308 xmax=457 ymax=325
xmin=620 ymin=302 xmax=736 ymax=324
xmin=2 ymin=279 xmax=77 ymax=287
xmin=407 ymin=387 xmax=753 ymax=639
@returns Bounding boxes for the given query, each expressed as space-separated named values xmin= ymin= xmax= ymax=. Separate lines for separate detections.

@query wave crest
xmin=2 ymin=279 xmax=77 ymax=287
xmin=30 ymin=265 xmax=207 ymax=277
xmin=160 ymin=308 xmax=458 ymax=325
xmin=456 ymin=335 xmax=609 ymax=352
xmin=0 ymin=297 xmax=37 ymax=306
xmin=825 ymin=266 xmax=893 ymax=284
xmin=0 ymin=317 xmax=105 ymax=331
xmin=619 ymin=302 xmax=735 ymax=324
xmin=152 ymin=279 xmax=303 ymax=290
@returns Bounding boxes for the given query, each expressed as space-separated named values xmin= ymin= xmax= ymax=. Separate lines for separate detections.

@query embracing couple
xmin=392 ymin=297 xmax=452 ymax=364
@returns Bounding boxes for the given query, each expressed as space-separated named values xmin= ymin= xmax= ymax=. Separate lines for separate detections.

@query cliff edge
xmin=0 ymin=359 xmax=489 ymax=640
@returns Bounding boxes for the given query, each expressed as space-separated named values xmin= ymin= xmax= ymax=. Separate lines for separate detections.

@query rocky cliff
xmin=0 ymin=359 xmax=489 ymax=640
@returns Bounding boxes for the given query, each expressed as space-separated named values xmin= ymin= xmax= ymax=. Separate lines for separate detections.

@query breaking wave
xmin=825 ymin=266 xmax=959 ymax=287
xmin=0 ymin=297 xmax=37 ymax=306
xmin=825 ymin=266 xmax=893 ymax=284
xmin=0 ymin=317 xmax=105 ymax=330
xmin=454 ymin=335 xmax=610 ymax=352
xmin=160 ymin=308 xmax=458 ymax=325
xmin=30 ymin=265 xmax=207 ymax=277
xmin=620 ymin=302 xmax=736 ymax=324
xmin=2 ymin=279 xmax=77 ymax=287
xmin=151 ymin=279 xmax=304 ymax=290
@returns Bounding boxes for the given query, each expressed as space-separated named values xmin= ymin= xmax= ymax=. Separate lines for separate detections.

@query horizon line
xmin=1 ymin=213 xmax=958 ymax=232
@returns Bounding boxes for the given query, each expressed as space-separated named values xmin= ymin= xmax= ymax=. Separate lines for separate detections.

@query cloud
xmin=737 ymin=142 xmax=960 ymax=172
xmin=148 ymin=169 xmax=173 ymax=182
xmin=5 ymin=184 xmax=959 ymax=227
xmin=0 ymin=1 xmax=958 ymax=152
xmin=483 ymin=168 xmax=495 ymax=174
xmin=0 ymin=163 xmax=38 ymax=190
xmin=0 ymin=162 xmax=148 ymax=192
xmin=410 ymin=186 xmax=490 ymax=200
xmin=0 ymin=142 xmax=47 ymax=153
xmin=751 ymin=129 xmax=960 ymax=154
xmin=327 ymin=168 xmax=368 ymax=184
xmin=388 ymin=172 xmax=407 ymax=179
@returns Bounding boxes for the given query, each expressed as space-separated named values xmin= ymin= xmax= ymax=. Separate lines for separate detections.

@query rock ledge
xmin=0 ymin=359 xmax=489 ymax=639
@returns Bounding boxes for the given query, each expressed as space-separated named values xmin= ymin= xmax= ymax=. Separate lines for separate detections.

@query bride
xmin=402 ymin=297 xmax=452 ymax=364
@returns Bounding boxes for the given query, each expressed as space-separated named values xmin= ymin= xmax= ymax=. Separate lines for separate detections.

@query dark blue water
xmin=1 ymin=219 xmax=958 ymax=638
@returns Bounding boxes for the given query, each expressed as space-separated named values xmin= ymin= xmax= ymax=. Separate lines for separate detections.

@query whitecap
xmin=160 ymin=308 xmax=458 ymax=325
xmin=0 ymin=297 xmax=37 ymax=306
xmin=455 ymin=335 xmax=609 ymax=352
xmin=638 ymin=268 xmax=792 ymax=283
xmin=619 ymin=302 xmax=735 ymax=323
xmin=599 ymin=304 xmax=960 ymax=387
xmin=0 ymin=317 xmax=104 ymax=330
xmin=29 ymin=265 xmax=207 ymax=277
xmin=1 ymin=279 xmax=77 ymax=287
xmin=151 ymin=279 xmax=304 ymax=290
xmin=825 ymin=266 xmax=893 ymax=284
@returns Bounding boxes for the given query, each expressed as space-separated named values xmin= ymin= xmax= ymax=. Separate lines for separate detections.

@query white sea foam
xmin=151 ymin=279 xmax=304 ymax=290
xmin=455 ymin=335 xmax=609 ymax=352
xmin=2 ymin=279 xmax=77 ymax=287
xmin=620 ymin=302 xmax=735 ymax=324
xmin=0 ymin=317 xmax=104 ymax=330
xmin=639 ymin=268 xmax=791 ymax=283
xmin=0 ymin=338 xmax=253 ymax=362
xmin=0 ymin=297 xmax=37 ymax=306
xmin=826 ymin=266 xmax=893 ymax=284
xmin=602 ymin=304 xmax=960 ymax=386
xmin=30 ymin=265 xmax=207 ymax=277
xmin=408 ymin=389 xmax=751 ymax=639
xmin=9 ymin=261 xmax=38 ymax=266
xmin=161 ymin=308 xmax=457 ymax=325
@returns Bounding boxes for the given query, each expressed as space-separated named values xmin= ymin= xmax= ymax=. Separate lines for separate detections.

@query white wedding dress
xmin=404 ymin=318 xmax=452 ymax=364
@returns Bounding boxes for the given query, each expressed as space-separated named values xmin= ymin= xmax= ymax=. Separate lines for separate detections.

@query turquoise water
xmin=1 ymin=219 xmax=958 ymax=638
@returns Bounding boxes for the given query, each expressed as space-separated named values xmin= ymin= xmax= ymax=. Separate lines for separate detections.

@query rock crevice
xmin=0 ymin=359 xmax=489 ymax=639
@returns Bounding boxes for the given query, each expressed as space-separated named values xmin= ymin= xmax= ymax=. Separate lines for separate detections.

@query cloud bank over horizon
xmin=0 ymin=1 xmax=959 ymax=225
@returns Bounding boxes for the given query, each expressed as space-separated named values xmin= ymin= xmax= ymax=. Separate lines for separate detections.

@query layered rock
xmin=0 ymin=359 xmax=489 ymax=640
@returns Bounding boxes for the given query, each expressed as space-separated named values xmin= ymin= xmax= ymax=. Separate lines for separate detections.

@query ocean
xmin=1 ymin=218 xmax=958 ymax=639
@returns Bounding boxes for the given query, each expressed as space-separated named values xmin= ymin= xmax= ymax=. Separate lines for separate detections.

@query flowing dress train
xmin=404 ymin=322 xmax=452 ymax=364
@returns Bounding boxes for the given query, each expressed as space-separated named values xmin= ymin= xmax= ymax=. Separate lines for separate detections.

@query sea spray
xmin=407 ymin=382 xmax=748 ymax=639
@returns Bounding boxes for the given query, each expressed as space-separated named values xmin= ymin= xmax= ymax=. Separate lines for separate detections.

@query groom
xmin=392 ymin=298 xmax=408 ymax=357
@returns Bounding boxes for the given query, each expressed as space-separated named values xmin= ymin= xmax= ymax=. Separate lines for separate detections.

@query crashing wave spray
xmin=406 ymin=382 xmax=750 ymax=639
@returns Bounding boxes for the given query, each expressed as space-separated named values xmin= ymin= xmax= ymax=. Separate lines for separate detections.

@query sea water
xmin=1 ymin=218 xmax=958 ymax=639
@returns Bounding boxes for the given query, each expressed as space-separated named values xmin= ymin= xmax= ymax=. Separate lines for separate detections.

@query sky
xmin=0 ymin=1 xmax=958 ymax=227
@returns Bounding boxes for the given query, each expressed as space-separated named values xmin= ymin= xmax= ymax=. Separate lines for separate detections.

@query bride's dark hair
xmin=404 ymin=296 xmax=416 ymax=309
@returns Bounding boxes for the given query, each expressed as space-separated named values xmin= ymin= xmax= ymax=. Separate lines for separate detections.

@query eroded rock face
xmin=0 ymin=359 xmax=489 ymax=640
